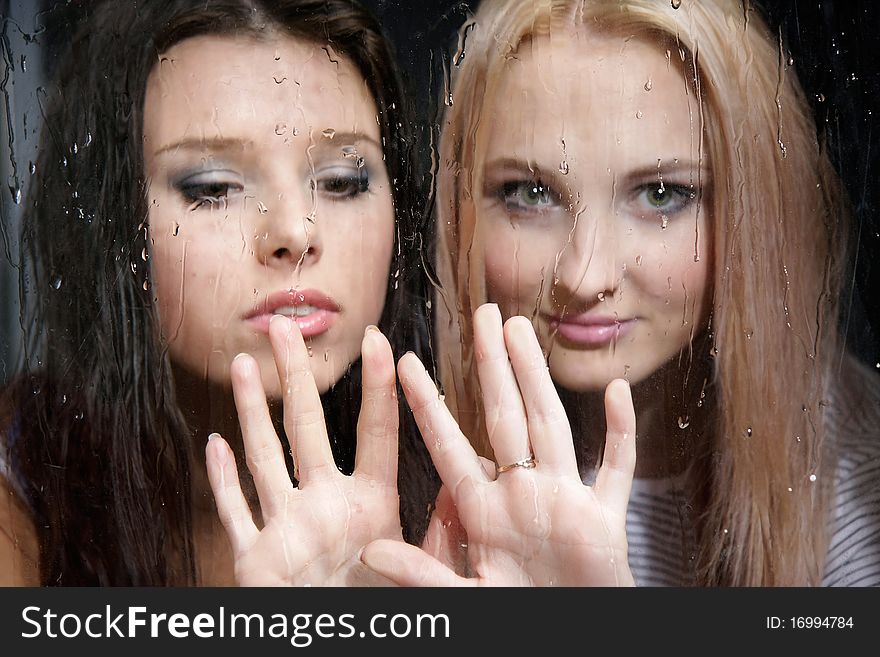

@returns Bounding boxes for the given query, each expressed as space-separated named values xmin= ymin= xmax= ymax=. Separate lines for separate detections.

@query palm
xmin=362 ymin=304 xmax=636 ymax=587
xmin=207 ymin=317 xmax=403 ymax=587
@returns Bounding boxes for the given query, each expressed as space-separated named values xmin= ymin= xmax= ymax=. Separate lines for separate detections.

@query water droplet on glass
xmin=321 ymin=128 xmax=336 ymax=139
xmin=141 ymin=248 xmax=148 ymax=262
xmin=744 ymin=328 xmax=754 ymax=339
xmin=787 ymin=487 xmax=793 ymax=492
xmin=51 ymin=275 xmax=62 ymax=290
xmin=172 ymin=223 xmax=180 ymax=236
xmin=9 ymin=185 xmax=21 ymax=204
xmin=745 ymin=426 xmax=753 ymax=437
xmin=809 ymin=474 xmax=817 ymax=482
xmin=85 ymin=131 xmax=93 ymax=146
xmin=20 ymin=55 xmax=26 ymax=72
xmin=274 ymin=122 xmax=287 ymax=136
xmin=635 ymin=254 xmax=643 ymax=266
xmin=644 ymin=77 xmax=653 ymax=91
xmin=258 ymin=201 xmax=268 ymax=214
xmin=671 ymin=0 xmax=682 ymax=8
xmin=678 ymin=415 xmax=690 ymax=429
xmin=597 ymin=292 xmax=605 ymax=301
xmin=558 ymin=161 xmax=569 ymax=175
xmin=635 ymin=110 xmax=643 ymax=119
xmin=143 ymin=280 xmax=150 ymax=291
xmin=29 ymin=161 xmax=36 ymax=175
xmin=660 ymin=215 xmax=669 ymax=229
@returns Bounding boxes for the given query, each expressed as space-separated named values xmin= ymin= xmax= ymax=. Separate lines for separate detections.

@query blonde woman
xmin=362 ymin=0 xmax=880 ymax=586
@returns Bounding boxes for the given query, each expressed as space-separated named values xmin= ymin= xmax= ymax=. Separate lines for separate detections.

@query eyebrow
xmin=484 ymin=156 xmax=711 ymax=183
xmin=153 ymin=131 xmax=382 ymax=157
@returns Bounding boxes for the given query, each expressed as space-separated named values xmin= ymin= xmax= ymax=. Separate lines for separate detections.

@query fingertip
xmin=362 ymin=324 xmax=389 ymax=360
xmin=396 ymin=351 xmax=423 ymax=384
xmin=474 ymin=302 xmax=501 ymax=322
xmin=230 ymin=352 xmax=257 ymax=379
xmin=206 ymin=433 xmax=229 ymax=468
xmin=607 ymin=378 xmax=632 ymax=402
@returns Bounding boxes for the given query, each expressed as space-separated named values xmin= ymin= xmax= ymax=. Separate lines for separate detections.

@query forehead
xmin=486 ymin=29 xmax=701 ymax=162
xmin=143 ymin=34 xmax=379 ymax=145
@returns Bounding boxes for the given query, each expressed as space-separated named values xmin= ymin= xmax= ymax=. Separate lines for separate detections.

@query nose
xmin=552 ymin=209 xmax=621 ymax=307
xmin=253 ymin=188 xmax=321 ymax=269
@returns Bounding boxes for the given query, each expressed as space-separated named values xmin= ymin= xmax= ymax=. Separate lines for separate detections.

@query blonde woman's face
xmin=479 ymin=32 xmax=712 ymax=392
xmin=144 ymin=35 xmax=394 ymax=397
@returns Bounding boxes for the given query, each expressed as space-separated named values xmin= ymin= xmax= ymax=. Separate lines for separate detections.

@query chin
xmin=547 ymin=351 xmax=645 ymax=393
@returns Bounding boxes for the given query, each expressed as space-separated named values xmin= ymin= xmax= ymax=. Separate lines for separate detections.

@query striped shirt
xmin=624 ymin=368 xmax=880 ymax=587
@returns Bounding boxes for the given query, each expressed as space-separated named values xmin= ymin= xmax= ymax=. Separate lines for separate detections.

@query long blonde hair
xmin=434 ymin=0 xmax=847 ymax=586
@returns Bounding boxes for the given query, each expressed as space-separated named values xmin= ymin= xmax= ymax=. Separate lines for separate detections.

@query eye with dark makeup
xmin=315 ymin=165 xmax=370 ymax=199
xmin=173 ymin=171 xmax=243 ymax=210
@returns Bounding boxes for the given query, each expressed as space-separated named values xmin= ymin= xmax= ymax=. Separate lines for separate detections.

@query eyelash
xmin=174 ymin=168 xmax=371 ymax=210
xmin=314 ymin=168 xmax=371 ymax=199
xmin=635 ymin=182 xmax=697 ymax=216
xmin=175 ymin=179 xmax=242 ymax=210
xmin=493 ymin=179 xmax=699 ymax=222
xmin=495 ymin=179 xmax=564 ymax=215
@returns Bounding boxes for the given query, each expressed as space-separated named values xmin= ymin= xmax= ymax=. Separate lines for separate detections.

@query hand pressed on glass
xmin=361 ymin=303 xmax=637 ymax=586
xmin=206 ymin=315 xmax=403 ymax=586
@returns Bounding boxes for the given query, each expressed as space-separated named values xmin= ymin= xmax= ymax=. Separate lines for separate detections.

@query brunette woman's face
xmin=479 ymin=32 xmax=713 ymax=392
xmin=144 ymin=35 xmax=394 ymax=396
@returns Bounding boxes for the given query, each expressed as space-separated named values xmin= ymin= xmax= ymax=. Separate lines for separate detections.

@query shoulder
xmin=0 ymin=473 xmax=40 ymax=586
xmin=822 ymin=355 xmax=880 ymax=587
xmin=0 ymin=391 xmax=40 ymax=586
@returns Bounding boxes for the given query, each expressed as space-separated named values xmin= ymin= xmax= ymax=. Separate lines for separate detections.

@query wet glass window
xmin=1 ymin=0 xmax=878 ymax=588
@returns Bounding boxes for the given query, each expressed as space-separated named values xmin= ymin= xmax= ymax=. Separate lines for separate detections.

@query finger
xmin=269 ymin=315 xmax=335 ymax=483
xmin=504 ymin=316 xmax=577 ymax=476
xmin=472 ymin=304 xmax=531 ymax=470
xmin=397 ymin=352 xmax=490 ymax=492
xmin=355 ymin=326 xmax=399 ymax=483
xmin=230 ymin=352 xmax=293 ymax=518
xmin=594 ymin=378 xmax=637 ymax=513
xmin=360 ymin=539 xmax=475 ymax=587
xmin=205 ymin=433 xmax=259 ymax=557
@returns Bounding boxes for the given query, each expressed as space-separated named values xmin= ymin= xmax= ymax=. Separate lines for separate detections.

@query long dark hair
xmin=6 ymin=0 xmax=436 ymax=586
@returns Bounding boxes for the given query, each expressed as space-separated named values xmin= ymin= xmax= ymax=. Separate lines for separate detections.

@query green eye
xmin=646 ymin=185 xmax=671 ymax=208
xmin=637 ymin=183 xmax=697 ymax=218
xmin=498 ymin=180 xmax=557 ymax=214
xmin=523 ymin=184 xmax=549 ymax=205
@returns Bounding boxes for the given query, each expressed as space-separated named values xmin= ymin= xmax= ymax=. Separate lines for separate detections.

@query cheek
xmin=483 ymin=223 xmax=552 ymax=307
xmin=339 ymin=204 xmax=395 ymax=313
xmin=149 ymin=227 xmax=242 ymax=331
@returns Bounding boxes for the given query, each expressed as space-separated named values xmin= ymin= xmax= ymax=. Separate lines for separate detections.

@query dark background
xmin=2 ymin=0 xmax=879 ymax=373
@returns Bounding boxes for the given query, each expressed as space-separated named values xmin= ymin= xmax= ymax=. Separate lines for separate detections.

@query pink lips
xmin=548 ymin=313 xmax=636 ymax=347
xmin=245 ymin=289 xmax=340 ymax=338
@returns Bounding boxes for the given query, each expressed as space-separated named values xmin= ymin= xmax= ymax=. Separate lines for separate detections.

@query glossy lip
xmin=546 ymin=312 xmax=637 ymax=348
xmin=245 ymin=289 xmax=340 ymax=338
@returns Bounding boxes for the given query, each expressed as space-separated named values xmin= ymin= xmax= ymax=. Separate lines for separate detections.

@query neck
xmin=562 ymin=344 xmax=714 ymax=480
xmin=171 ymin=364 xmax=271 ymax=513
